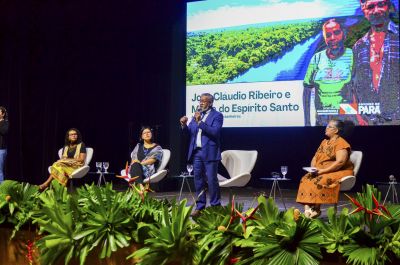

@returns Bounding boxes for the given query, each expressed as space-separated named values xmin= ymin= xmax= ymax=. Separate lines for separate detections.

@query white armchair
xmin=330 ymin=150 xmax=362 ymax=212
xmin=120 ymin=149 xmax=171 ymax=185
xmin=339 ymin=150 xmax=363 ymax=191
xmin=218 ymin=150 xmax=258 ymax=188
xmin=48 ymin=147 xmax=94 ymax=186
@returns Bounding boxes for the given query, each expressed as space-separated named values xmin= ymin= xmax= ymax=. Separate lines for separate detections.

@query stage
xmin=68 ymin=173 xmax=400 ymax=219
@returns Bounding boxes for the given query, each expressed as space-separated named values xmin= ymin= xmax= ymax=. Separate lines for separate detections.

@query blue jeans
xmin=0 ymin=149 xmax=7 ymax=183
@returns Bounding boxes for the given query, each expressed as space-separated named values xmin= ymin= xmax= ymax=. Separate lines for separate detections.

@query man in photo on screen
xmin=352 ymin=0 xmax=399 ymax=125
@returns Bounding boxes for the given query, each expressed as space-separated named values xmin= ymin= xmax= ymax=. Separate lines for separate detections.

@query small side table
xmin=260 ymin=177 xmax=291 ymax=210
xmin=89 ymin=171 xmax=115 ymax=187
xmin=175 ymin=174 xmax=195 ymax=201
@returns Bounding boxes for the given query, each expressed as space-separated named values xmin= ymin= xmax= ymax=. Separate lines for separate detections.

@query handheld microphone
xmin=192 ymin=105 xmax=201 ymax=118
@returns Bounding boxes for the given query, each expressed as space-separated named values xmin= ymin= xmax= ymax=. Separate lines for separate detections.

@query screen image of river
xmin=186 ymin=0 xmax=400 ymax=127
xmin=228 ymin=33 xmax=322 ymax=83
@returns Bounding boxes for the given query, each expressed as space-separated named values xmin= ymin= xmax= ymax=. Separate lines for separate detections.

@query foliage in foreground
xmin=0 ymin=180 xmax=400 ymax=265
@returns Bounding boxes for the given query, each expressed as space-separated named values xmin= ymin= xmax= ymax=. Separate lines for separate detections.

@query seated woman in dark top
xmin=118 ymin=126 xmax=163 ymax=183
xmin=39 ymin=128 xmax=87 ymax=190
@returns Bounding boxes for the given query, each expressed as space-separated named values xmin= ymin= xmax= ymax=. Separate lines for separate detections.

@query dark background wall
xmin=1 ymin=0 xmax=399 ymax=190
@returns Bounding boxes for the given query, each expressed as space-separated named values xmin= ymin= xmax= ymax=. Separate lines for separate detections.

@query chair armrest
xmin=339 ymin=175 xmax=356 ymax=191
xmin=70 ymin=166 xmax=90 ymax=179
xmin=219 ymin=173 xmax=251 ymax=188
xmin=143 ymin=170 xmax=168 ymax=184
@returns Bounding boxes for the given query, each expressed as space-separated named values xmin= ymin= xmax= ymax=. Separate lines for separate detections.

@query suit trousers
xmin=0 ymin=149 xmax=6 ymax=183
xmin=192 ymin=148 xmax=221 ymax=210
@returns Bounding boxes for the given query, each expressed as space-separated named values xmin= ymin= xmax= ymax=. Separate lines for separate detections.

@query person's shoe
xmin=304 ymin=205 xmax=312 ymax=218
xmin=190 ymin=209 xmax=202 ymax=218
xmin=309 ymin=208 xmax=321 ymax=219
xmin=304 ymin=209 xmax=312 ymax=218
xmin=128 ymin=176 xmax=140 ymax=183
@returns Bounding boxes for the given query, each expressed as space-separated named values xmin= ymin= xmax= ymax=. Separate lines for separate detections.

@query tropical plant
xmin=237 ymin=196 xmax=323 ymax=265
xmin=130 ymin=199 xmax=196 ymax=265
xmin=34 ymin=181 xmax=83 ymax=265
xmin=0 ymin=180 xmax=40 ymax=237
xmin=317 ymin=207 xmax=360 ymax=254
xmin=191 ymin=199 xmax=249 ymax=265
xmin=74 ymin=183 xmax=134 ymax=260
xmin=343 ymin=184 xmax=400 ymax=265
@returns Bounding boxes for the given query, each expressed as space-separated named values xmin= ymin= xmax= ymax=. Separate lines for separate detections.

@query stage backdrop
xmin=186 ymin=0 xmax=400 ymax=127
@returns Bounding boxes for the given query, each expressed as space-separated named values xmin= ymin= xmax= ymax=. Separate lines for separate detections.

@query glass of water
xmin=96 ymin=162 xmax=102 ymax=173
xmin=281 ymin=166 xmax=288 ymax=179
xmin=103 ymin=162 xmax=110 ymax=173
xmin=187 ymin=164 xmax=193 ymax=176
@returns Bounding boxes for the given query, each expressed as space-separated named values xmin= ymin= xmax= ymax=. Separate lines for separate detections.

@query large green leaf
xmin=129 ymin=200 xmax=195 ymax=265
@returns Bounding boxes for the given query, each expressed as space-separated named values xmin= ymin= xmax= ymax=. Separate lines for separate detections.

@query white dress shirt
xmin=196 ymin=109 xmax=211 ymax=148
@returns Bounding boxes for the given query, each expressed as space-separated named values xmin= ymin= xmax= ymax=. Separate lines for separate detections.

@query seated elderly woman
xmin=296 ymin=119 xmax=354 ymax=218
xmin=40 ymin=128 xmax=87 ymax=190
xmin=118 ymin=126 xmax=163 ymax=183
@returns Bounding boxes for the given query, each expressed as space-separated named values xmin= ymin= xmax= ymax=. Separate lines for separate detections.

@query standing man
xmin=0 ymin=106 xmax=9 ymax=184
xmin=353 ymin=0 xmax=399 ymax=125
xmin=180 ymin=93 xmax=223 ymax=217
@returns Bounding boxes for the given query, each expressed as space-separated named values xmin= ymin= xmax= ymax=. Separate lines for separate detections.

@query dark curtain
xmin=1 ymin=0 xmax=399 ymax=189
xmin=0 ymin=0 xmax=185 ymax=184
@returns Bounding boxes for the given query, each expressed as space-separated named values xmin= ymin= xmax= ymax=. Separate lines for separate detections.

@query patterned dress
xmin=296 ymin=137 xmax=354 ymax=204
xmin=50 ymin=143 xmax=86 ymax=186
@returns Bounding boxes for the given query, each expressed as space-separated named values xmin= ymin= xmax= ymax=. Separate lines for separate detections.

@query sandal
xmin=309 ymin=208 xmax=321 ymax=219
xmin=304 ymin=205 xmax=312 ymax=218
xmin=304 ymin=209 xmax=312 ymax=218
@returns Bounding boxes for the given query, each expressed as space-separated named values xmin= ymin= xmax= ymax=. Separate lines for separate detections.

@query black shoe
xmin=190 ymin=209 xmax=202 ymax=217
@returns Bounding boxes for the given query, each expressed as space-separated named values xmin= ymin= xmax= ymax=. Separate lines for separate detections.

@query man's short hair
xmin=322 ymin=18 xmax=346 ymax=37
xmin=201 ymin=93 xmax=214 ymax=104
xmin=322 ymin=19 xmax=343 ymax=31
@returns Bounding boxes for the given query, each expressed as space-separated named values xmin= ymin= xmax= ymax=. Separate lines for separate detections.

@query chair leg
xmin=69 ymin=179 xmax=74 ymax=192
xmin=334 ymin=203 xmax=338 ymax=214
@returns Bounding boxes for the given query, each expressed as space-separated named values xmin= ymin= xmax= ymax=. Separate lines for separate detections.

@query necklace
xmin=327 ymin=136 xmax=339 ymax=145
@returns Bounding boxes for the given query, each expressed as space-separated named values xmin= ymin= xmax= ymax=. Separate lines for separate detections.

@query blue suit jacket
xmin=183 ymin=108 xmax=223 ymax=162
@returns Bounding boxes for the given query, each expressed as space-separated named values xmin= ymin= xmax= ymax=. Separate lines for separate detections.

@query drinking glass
xmin=281 ymin=166 xmax=288 ymax=179
xmin=96 ymin=162 xmax=102 ymax=173
xmin=187 ymin=164 xmax=193 ymax=176
xmin=103 ymin=162 xmax=110 ymax=173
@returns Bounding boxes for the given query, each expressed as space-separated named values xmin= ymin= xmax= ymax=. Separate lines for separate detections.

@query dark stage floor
xmin=148 ymin=187 xmax=357 ymax=219
xmin=70 ymin=174 xmax=399 ymax=219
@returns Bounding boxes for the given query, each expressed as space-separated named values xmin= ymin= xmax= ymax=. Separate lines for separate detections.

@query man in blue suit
xmin=180 ymin=93 xmax=223 ymax=216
